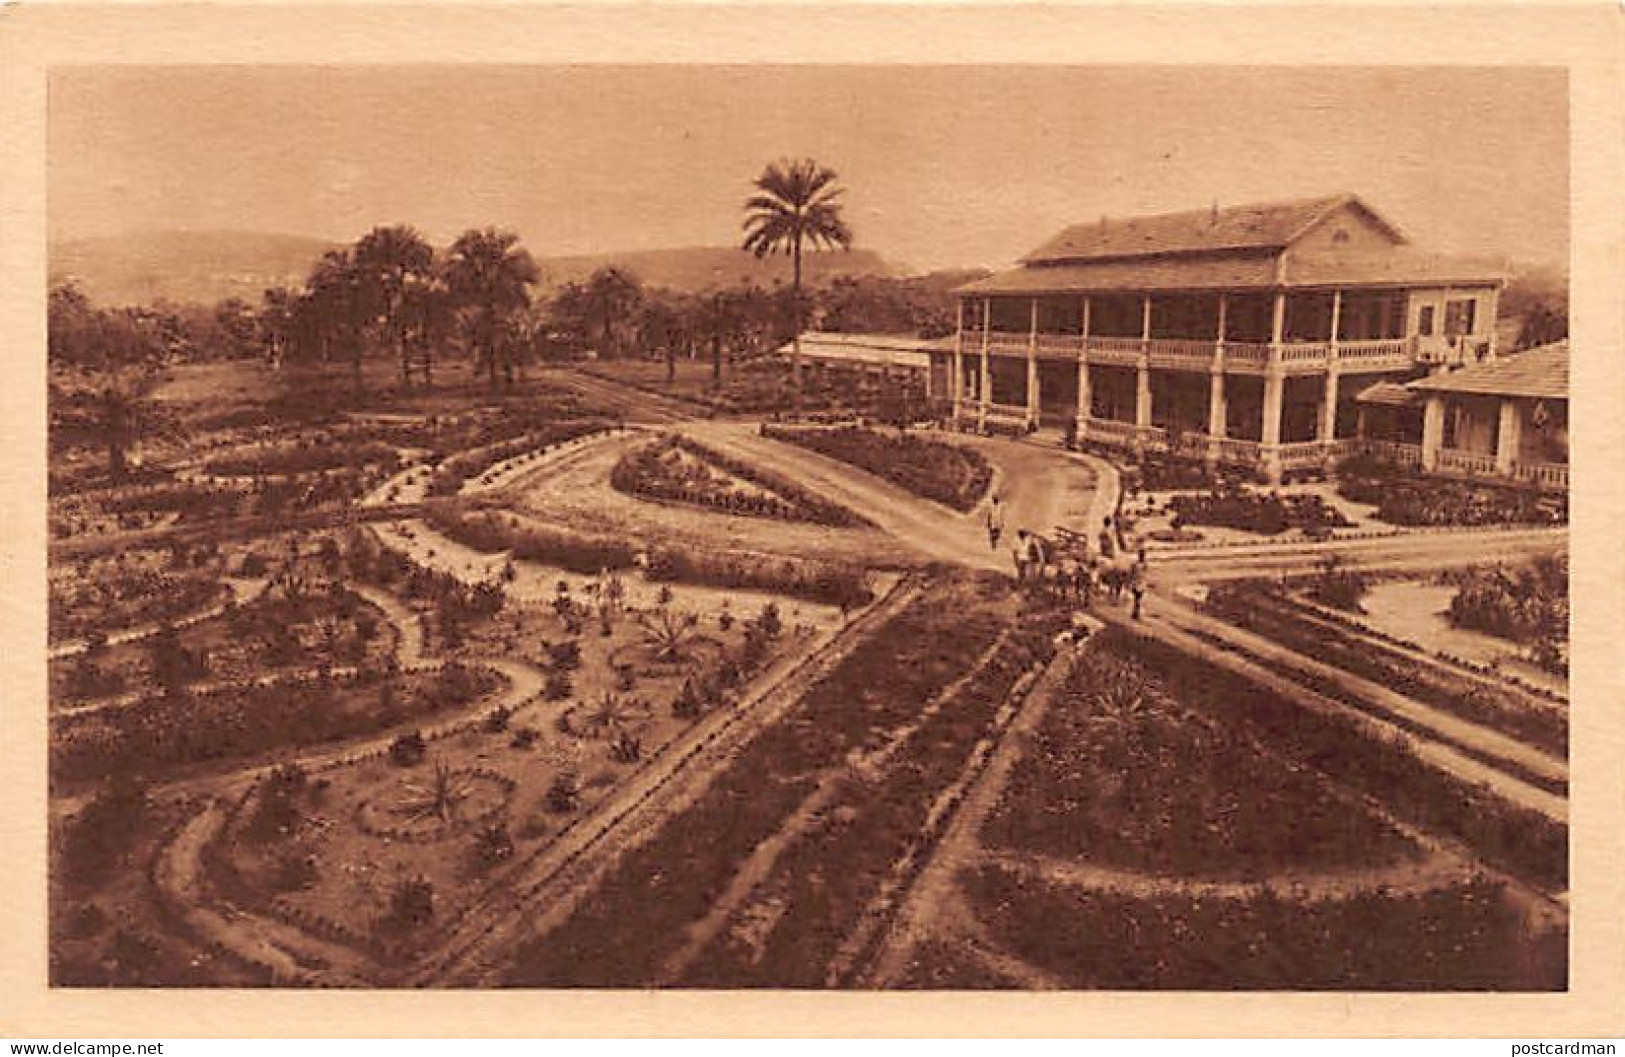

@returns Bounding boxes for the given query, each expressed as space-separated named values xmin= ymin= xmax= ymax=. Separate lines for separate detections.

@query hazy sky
xmin=49 ymin=65 xmax=1568 ymax=272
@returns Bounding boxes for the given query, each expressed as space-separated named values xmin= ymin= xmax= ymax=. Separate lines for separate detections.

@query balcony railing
xmin=1222 ymin=342 xmax=1273 ymax=367
xmin=1337 ymin=336 xmax=1415 ymax=366
xmin=1035 ymin=332 xmax=1083 ymax=358
xmin=955 ymin=330 xmax=1424 ymax=375
xmin=1279 ymin=440 xmax=1329 ymax=469
xmin=1363 ymin=439 xmax=1424 ymax=466
xmin=1148 ymin=338 xmax=1217 ymax=368
xmin=1512 ymin=461 xmax=1569 ymax=490
xmin=1436 ymin=447 xmax=1498 ymax=477
xmin=986 ymin=333 xmax=1028 ymax=355
xmin=1214 ymin=438 xmax=1262 ymax=465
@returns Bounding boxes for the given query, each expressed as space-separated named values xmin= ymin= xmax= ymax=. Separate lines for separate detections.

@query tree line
xmin=50 ymin=158 xmax=978 ymax=400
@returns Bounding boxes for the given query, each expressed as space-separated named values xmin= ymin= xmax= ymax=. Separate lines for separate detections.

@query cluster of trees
xmin=257 ymin=225 xmax=540 ymax=394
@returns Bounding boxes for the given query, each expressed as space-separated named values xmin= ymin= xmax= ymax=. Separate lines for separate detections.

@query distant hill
xmin=51 ymin=230 xmax=903 ymax=308
xmin=531 ymin=245 xmax=901 ymax=294
xmin=50 ymin=231 xmax=341 ymax=307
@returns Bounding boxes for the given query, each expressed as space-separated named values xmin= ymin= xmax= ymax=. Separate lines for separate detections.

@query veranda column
xmin=1076 ymin=295 xmax=1092 ymax=440
xmin=979 ymin=296 xmax=991 ymax=431
xmin=1027 ymin=298 xmax=1041 ymax=428
xmin=1319 ymin=290 xmax=1342 ymax=448
xmin=1262 ymin=290 xmax=1287 ymax=483
xmin=951 ymin=299 xmax=964 ymax=425
xmin=1135 ymin=294 xmax=1153 ymax=449
xmin=1421 ymin=395 xmax=1445 ymax=472
xmin=1495 ymin=398 xmax=1522 ymax=475
xmin=1208 ymin=294 xmax=1229 ymax=463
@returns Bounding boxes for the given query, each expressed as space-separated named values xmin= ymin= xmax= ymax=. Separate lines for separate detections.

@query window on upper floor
xmin=1419 ymin=305 xmax=1436 ymax=336
xmin=1445 ymin=299 xmax=1477 ymax=337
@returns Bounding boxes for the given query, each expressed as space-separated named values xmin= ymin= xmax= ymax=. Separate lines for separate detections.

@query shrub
xmin=475 ymin=821 xmax=515 ymax=866
xmin=386 ymin=876 xmax=435 ymax=929
xmin=546 ymin=772 xmax=580 ymax=814
xmin=389 ymin=731 xmax=428 ymax=768
xmin=1306 ymin=555 xmax=1369 ymax=612
xmin=543 ymin=669 xmax=573 ymax=701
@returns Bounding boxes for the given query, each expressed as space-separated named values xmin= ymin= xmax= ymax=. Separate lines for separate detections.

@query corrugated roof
xmin=957 ymin=248 xmax=1504 ymax=297
xmin=1354 ymin=381 xmax=1421 ymax=408
xmin=1407 ymin=342 xmax=1568 ymax=400
xmin=1021 ymin=193 xmax=1402 ymax=264
xmin=959 ymin=254 xmax=1280 ymax=296
xmin=1284 ymin=249 xmax=1507 ymax=288
xmin=773 ymin=331 xmax=947 ymax=367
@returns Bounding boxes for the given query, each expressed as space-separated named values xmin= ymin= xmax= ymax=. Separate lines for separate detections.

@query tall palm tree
xmin=354 ymin=225 xmax=435 ymax=389
xmin=741 ymin=158 xmax=853 ymax=401
xmin=444 ymin=228 xmax=539 ymax=395
xmin=304 ymin=248 xmax=365 ymax=391
xmin=584 ymin=266 xmax=643 ymax=359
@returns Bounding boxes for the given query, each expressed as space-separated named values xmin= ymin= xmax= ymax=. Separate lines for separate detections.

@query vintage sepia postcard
xmin=2 ymin=1 xmax=1622 ymax=1040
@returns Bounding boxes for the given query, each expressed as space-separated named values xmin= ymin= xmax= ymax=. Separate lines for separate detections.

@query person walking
xmin=1025 ymin=531 xmax=1048 ymax=589
xmin=1129 ymin=553 xmax=1148 ymax=620
xmin=1011 ymin=529 xmax=1031 ymax=583
xmin=985 ymin=495 xmax=1006 ymax=552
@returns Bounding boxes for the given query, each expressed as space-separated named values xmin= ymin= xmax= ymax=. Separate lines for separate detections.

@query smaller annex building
xmin=1362 ymin=340 xmax=1569 ymax=491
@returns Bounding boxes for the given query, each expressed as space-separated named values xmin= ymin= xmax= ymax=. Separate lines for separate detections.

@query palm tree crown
xmin=741 ymin=158 xmax=852 ymax=400
xmin=444 ymin=227 xmax=539 ymax=392
xmin=741 ymin=158 xmax=853 ymax=265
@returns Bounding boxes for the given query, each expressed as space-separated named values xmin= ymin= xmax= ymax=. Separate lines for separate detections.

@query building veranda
xmin=941 ymin=193 xmax=1516 ymax=484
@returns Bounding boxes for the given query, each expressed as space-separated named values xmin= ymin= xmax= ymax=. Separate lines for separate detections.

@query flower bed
xmin=982 ymin=646 xmax=1418 ymax=878
xmin=760 ymin=425 xmax=992 ymax=512
xmin=425 ymin=419 xmax=612 ymax=497
xmin=962 ymin=864 xmax=1560 ymax=990
xmin=683 ymin=617 xmax=1064 ymax=987
xmin=1445 ymin=556 xmax=1568 ymax=674
xmin=1166 ymin=486 xmax=1352 ymax=536
xmin=49 ymin=563 xmax=227 ymax=645
xmin=1338 ymin=459 xmax=1567 ymax=527
xmin=610 ymin=434 xmax=873 ymax=528
xmin=642 ymin=546 xmax=875 ymax=610
xmin=1107 ymin=626 xmax=1567 ymax=891
xmin=49 ymin=663 xmax=500 ymax=787
xmin=201 ymin=440 xmax=402 ymax=478
xmin=422 ymin=508 xmax=640 ymax=574
xmin=421 ymin=506 xmax=875 ymax=608
xmin=1201 ymin=581 xmax=1568 ymax=757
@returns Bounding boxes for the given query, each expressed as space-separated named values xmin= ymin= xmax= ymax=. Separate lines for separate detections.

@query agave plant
xmin=637 ymin=607 xmax=704 ymax=665
xmin=398 ymin=760 xmax=474 ymax=824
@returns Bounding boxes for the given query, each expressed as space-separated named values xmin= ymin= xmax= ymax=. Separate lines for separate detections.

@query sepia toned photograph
xmin=30 ymin=51 xmax=1586 ymax=1001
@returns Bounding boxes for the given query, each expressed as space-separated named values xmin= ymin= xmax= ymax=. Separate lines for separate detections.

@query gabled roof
xmin=1407 ymin=342 xmax=1568 ymax=401
xmin=1021 ymin=193 xmax=1405 ymax=265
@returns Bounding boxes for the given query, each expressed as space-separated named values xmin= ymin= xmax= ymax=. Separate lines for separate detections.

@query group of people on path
xmin=983 ymin=496 xmax=1148 ymax=619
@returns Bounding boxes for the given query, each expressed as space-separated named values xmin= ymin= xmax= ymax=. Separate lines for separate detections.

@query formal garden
xmin=195 ymin=568 xmax=814 ymax=968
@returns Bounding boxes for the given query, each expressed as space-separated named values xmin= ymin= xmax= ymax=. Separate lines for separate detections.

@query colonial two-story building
xmin=943 ymin=194 xmax=1508 ymax=482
